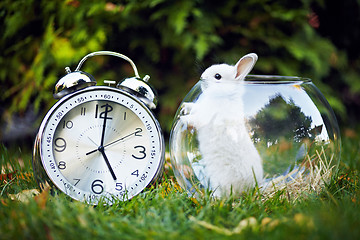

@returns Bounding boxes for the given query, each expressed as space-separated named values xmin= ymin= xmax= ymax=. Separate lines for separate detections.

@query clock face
xmin=39 ymin=86 xmax=164 ymax=204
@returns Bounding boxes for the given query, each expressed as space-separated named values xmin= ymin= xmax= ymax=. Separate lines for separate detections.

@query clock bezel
xmin=33 ymin=86 xmax=165 ymax=205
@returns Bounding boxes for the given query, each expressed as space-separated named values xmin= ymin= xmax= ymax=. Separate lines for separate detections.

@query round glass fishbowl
xmin=169 ymin=75 xmax=341 ymax=198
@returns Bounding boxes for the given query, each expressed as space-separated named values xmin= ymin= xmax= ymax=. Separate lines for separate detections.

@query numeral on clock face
xmin=95 ymin=103 xmax=113 ymax=119
xmin=135 ymin=128 xmax=142 ymax=136
xmin=58 ymin=161 xmax=66 ymax=170
xmin=132 ymin=146 xmax=146 ymax=160
xmin=91 ymin=179 xmax=104 ymax=194
xmin=54 ymin=137 xmax=66 ymax=152
xmin=62 ymin=120 xmax=73 ymax=129
xmin=80 ymin=107 xmax=86 ymax=116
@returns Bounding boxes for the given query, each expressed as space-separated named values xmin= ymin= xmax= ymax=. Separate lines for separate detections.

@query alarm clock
xmin=32 ymin=51 xmax=165 ymax=205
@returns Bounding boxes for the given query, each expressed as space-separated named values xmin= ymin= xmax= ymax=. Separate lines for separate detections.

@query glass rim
xmin=244 ymin=75 xmax=312 ymax=84
xmin=199 ymin=75 xmax=312 ymax=85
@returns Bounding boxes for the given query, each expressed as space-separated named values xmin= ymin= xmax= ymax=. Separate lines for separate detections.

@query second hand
xmin=86 ymin=131 xmax=137 ymax=156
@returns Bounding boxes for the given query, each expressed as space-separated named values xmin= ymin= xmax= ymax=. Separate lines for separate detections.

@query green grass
xmin=1 ymin=131 xmax=360 ymax=240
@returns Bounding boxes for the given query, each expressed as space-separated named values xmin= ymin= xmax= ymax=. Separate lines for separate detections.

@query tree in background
xmin=0 ymin=0 xmax=359 ymax=145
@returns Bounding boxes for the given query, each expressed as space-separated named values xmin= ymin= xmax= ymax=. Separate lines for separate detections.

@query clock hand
xmin=85 ymin=136 xmax=104 ymax=155
xmin=103 ymin=131 xmax=137 ymax=148
xmin=86 ymin=148 xmax=99 ymax=156
xmin=98 ymin=146 xmax=117 ymax=180
xmin=85 ymin=106 xmax=110 ymax=156
xmin=100 ymin=104 xmax=110 ymax=146
xmin=87 ymin=137 xmax=98 ymax=147
xmin=86 ymin=130 xmax=138 ymax=155
xmin=99 ymin=104 xmax=117 ymax=180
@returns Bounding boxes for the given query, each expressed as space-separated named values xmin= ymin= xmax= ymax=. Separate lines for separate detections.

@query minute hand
xmin=99 ymin=104 xmax=117 ymax=180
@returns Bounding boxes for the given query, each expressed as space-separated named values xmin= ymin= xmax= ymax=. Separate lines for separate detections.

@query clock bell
xmin=52 ymin=51 xmax=158 ymax=110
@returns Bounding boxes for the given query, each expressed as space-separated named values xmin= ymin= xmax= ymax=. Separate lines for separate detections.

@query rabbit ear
xmin=235 ymin=53 xmax=258 ymax=80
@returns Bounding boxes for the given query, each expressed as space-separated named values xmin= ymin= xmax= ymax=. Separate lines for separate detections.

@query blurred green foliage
xmin=1 ymin=0 xmax=359 ymax=141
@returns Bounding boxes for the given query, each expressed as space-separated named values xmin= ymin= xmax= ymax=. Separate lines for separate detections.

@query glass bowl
xmin=169 ymin=75 xmax=341 ymax=198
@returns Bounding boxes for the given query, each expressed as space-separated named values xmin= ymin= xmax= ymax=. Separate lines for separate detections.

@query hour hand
xmin=86 ymin=148 xmax=98 ymax=156
xmin=98 ymin=146 xmax=117 ymax=180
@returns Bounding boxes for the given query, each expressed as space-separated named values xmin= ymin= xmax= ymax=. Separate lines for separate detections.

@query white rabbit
xmin=181 ymin=53 xmax=263 ymax=197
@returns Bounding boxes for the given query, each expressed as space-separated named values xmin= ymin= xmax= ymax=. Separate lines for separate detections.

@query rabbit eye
xmin=215 ymin=73 xmax=222 ymax=80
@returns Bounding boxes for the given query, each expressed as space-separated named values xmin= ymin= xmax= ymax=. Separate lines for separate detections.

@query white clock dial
xmin=38 ymin=87 xmax=164 ymax=204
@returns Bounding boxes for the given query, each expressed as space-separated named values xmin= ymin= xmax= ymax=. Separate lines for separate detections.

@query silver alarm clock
xmin=32 ymin=51 xmax=165 ymax=205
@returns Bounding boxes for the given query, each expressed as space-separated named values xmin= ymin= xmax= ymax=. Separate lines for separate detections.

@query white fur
xmin=181 ymin=53 xmax=263 ymax=197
